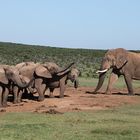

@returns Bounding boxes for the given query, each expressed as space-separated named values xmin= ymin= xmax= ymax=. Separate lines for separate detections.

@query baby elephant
xmin=48 ymin=67 xmax=79 ymax=98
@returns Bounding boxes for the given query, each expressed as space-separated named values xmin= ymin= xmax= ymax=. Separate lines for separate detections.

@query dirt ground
xmin=2 ymin=87 xmax=140 ymax=114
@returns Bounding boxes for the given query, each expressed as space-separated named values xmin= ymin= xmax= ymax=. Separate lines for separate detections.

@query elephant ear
xmin=0 ymin=68 xmax=8 ymax=84
xmin=35 ymin=65 xmax=52 ymax=78
xmin=115 ymin=48 xmax=128 ymax=69
xmin=43 ymin=62 xmax=60 ymax=75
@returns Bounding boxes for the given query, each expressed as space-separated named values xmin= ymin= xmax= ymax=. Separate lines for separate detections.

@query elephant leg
xmin=37 ymin=84 xmax=46 ymax=101
xmin=0 ymin=87 xmax=3 ymax=107
xmin=2 ymin=87 xmax=9 ymax=107
xmin=28 ymin=86 xmax=36 ymax=94
xmin=124 ymin=74 xmax=133 ymax=95
xmin=35 ymin=79 xmax=46 ymax=101
xmin=106 ymin=72 xmax=119 ymax=94
xmin=13 ymin=86 xmax=19 ymax=104
xmin=49 ymin=88 xmax=54 ymax=98
xmin=59 ymin=81 xmax=66 ymax=98
xmin=17 ymin=89 xmax=23 ymax=103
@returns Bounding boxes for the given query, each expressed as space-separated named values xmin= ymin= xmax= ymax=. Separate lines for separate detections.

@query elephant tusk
xmin=96 ymin=69 xmax=108 ymax=74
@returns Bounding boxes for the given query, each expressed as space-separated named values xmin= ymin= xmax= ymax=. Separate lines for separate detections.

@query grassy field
xmin=0 ymin=78 xmax=139 ymax=140
xmin=0 ymin=42 xmax=140 ymax=140
xmin=79 ymin=77 xmax=140 ymax=89
xmin=0 ymin=105 xmax=140 ymax=140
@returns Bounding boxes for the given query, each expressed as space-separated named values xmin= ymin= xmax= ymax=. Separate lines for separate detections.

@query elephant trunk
xmin=13 ymin=75 xmax=34 ymax=88
xmin=74 ymin=79 xmax=79 ymax=89
xmin=94 ymin=72 xmax=106 ymax=93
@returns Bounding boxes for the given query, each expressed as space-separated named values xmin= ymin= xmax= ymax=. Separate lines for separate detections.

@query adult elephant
xmin=94 ymin=48 xmax=140 ymax=95
xmin=15 ymin=61 xmax=76 ymax=102
xmin=0 ymin=65 xmax=32 ymax=107
xmin=14 ymin=62 xmax=39 ymax=103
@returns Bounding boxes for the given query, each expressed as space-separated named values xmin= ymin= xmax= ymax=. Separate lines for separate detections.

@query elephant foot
xmin=13 ymin=100 xmax=22 ymax=104
xmin=105 ymin=90 xmax=112 ymax=95
xmin=128 ymin=93 xmax=134 ymax=96
xmin=2 ymin=103 xmax=8 ymax=107
xmin=38 ymin=96 xmax=45 ymax=102
xmin=0 ymin=104 xmax=3 ymax=108
xmin=85 ymin=91 xmax=96 ymax=94
xmin=17 ymin=100 xmax=22 ymax=103
xmin=13 ymin=100 xmax=18 ymax=104
xmin=59 ymin=95 xmax=64 ymax=98
xmin=0 ymin=108 xmax=6 ymax=112
xmin=105 ymin=92 xmax=112 ymax=95
xmin=49 ymin=95 xmax=54 ymax=98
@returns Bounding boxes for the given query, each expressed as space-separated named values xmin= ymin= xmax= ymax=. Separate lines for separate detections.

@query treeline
xmin=0 ymin=42 xmax=107 ymax=78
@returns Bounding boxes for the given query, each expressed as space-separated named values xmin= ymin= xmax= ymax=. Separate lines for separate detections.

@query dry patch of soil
xmin=1 ymin=87 xmax=140 ymax=113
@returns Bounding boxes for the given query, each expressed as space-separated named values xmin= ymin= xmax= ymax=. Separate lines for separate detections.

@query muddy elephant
xmin=94 ymin=48 xmax=140 ymax=95
xmin=0 ymin=65 xmax=31 ymax=107
xmin=14 ymin=61 xmax=76 ymax=102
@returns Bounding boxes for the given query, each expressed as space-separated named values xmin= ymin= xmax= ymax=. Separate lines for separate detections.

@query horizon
xmin=0 ymin=1 xmax=140 ymax=50
xmin=1 ymin=41 xmax=140 ymax=51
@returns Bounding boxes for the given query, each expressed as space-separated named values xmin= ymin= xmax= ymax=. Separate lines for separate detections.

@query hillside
xmin=0 ymin=42 xmax=106 ymax=77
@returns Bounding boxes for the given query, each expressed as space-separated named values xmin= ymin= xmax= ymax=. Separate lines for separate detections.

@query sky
xmin=0 ymin=0 xmax=140 ymax=50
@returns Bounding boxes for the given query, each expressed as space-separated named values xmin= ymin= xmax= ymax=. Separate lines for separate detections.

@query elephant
xmin=14 ymin=61 xmax=76 ymax=102
xmin=94 ymin=48 xmax=140 ymax=95
xmin=0 ymin=65 xmax=32 ymax=107
xmin=35 ymin=66 xmax=80 ymax=98
xmin=13 ymin=62 xmax=39 ymax=103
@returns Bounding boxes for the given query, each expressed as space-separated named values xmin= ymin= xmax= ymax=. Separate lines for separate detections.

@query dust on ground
xmin=1 ymin=87 xmax=140 ymax=114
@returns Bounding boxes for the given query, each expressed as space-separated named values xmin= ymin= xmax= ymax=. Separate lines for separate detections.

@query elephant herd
xmin=0 ymin=48 xmax=140 ymax=108
xmin=0 ymin=61 xmax=79 ymax=107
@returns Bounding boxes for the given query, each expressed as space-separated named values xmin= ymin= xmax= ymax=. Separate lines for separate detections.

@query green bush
xmin=0 ymin=42 xmax=106 ymax=78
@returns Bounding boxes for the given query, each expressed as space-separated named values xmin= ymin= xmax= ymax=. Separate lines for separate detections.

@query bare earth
xmin=2 ymin=87 xmax=140 ymax=113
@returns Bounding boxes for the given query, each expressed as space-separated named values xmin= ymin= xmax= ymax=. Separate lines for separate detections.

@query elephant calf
xmin=47 ymin=67 xmax=79 ymax=98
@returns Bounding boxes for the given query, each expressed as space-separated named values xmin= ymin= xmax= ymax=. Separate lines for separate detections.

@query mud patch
xmin=3 ymin=87 xmax=140 ymax=113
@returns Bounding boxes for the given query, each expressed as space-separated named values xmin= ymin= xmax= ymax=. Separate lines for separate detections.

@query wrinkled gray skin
xmin=34 ymin=62 xmax=79 ymax=100
xmin=14 ymin=62 xmax=77 ymax=103
xmin=42 ymin=67 xmax=80 ymax=98
xmin=13 ymin=62 xmax=38 ymax=103
xmin=0 ymin=65 xmax=30 ymax=107
xmin=94 ymin=48 xmax=140 ymax=95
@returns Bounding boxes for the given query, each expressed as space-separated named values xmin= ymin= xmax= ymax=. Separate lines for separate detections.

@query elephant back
xmin=19 ymin=65 xmax=37 ymax=79
xmin=15 ymin=62 xmax=27 ymax=70
xmin=0 ymin=67 xmax=9 ymax=84
xmin=16 ymin=62 xmax=37 ymax=70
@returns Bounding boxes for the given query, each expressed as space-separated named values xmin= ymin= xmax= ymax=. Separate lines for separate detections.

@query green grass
xmin=79 ymin=77 xmax=140 ymax=89
xmin=0 ymin=42 xmax=140 ymax=140
xmin=0 ymin=105 xmax=140 ymax=140
xmin=0 ymin=77 xmax=140 ymax=140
